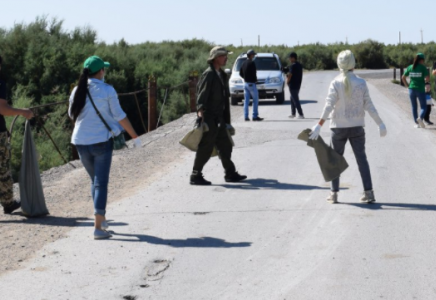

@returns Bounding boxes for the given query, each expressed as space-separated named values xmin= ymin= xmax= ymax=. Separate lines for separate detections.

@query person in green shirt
xmin=402 ymin=53 xmax=430 ymax=128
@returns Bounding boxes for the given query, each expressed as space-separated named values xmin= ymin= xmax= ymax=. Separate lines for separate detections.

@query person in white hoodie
xmin=309 ymin=50 xmax=387 ymax=204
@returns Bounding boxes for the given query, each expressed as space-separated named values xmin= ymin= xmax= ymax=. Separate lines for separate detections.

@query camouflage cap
xmin=207 ymin=46 xmax=233 ymax=63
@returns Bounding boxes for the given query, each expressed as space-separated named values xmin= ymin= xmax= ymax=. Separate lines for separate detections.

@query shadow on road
xmin=300 ymin=100 xmax=318 ymax=105
xmin=257 ymin=100 xmax=290 ymax=106
xmin=107 ymin=233 xmax=252 ymax=248
xmin=0 ymin=216 xmax=128 ymax=228
xmin=261 ymin=118 xmax=319 ymax=122
xmin=339 ymin=202 xmax=436 ymax=211
xmin=215 ymin=178 xmax=330 ymax=191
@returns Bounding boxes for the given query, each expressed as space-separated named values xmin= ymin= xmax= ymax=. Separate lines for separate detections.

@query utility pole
xmin=399 ymin=31 xmax=401 ymax=45
xmin=421 ymin=29 xmax=423 ymax=44
xmin=241 ymin=38 xmax=243 ymax=47
xmin=346 ymin=36 xmax=348 ymax=44
xmin=258 ymin=35 xmax=260 ymax=47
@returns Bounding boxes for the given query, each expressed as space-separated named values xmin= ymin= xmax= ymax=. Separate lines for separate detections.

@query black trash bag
xmin=19 ymin=121 xmax=49 ymax=217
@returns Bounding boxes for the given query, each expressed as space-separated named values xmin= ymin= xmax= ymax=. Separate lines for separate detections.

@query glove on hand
xmin=309 ymin=124 xmax=322 ymax=140
xmin=379 ymin=123 xmax=387 ymax=137
xmin=133 ymin=138 xmax=142 ymax=149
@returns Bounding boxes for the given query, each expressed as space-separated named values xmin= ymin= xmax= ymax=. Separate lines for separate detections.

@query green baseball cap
xmin=417 ymin=53 xmax=425 ymax=60
xmin=83 ymin=56 xmax=110 ymax=74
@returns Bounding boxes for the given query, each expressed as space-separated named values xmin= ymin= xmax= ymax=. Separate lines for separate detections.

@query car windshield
xmin=234 ymin=57 xmax=280 ymax=71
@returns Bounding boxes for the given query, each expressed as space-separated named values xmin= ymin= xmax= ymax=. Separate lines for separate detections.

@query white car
xmin=226 ymin=53 xmax=286 ymax=105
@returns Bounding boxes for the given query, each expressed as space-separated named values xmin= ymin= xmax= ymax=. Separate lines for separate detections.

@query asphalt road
xmin=2 ymin=71 xmax=436 ymax=300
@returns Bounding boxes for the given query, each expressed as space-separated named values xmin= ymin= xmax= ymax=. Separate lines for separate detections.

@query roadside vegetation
xmin=0 ymin=16 xmax=435 ymax=178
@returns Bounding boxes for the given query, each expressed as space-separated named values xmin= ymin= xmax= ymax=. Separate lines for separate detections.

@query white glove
xmin=133 ymin=138 xmax=142 ymax=149
xmin=309 ymin=124 xmax=322 ymax=140
xmin=379 ymin=123 xmax=387 ymax=138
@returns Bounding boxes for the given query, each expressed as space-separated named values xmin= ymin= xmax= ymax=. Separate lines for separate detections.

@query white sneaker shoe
xmin=327 ymin=192 xmax=338 ymax=204
xmin=417 ymin=118 xmax=426 ymax=128
xmin=360 ymin=190 xmax=376 ymax=203
xmin=297 ymin=115 xmax=305 ymax=119
xmin=288 ymin=114 xmax=296 ymax=119
xmin=94 ymin=229 xmax=112 ymax=240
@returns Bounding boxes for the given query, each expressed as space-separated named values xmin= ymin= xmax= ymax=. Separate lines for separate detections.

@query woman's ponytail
xmin=70 ymin=68 xmax=90 ymax=122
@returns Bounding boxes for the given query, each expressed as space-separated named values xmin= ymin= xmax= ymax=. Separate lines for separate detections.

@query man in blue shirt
xmin=287 ymin=52 xmax=304 ymax=119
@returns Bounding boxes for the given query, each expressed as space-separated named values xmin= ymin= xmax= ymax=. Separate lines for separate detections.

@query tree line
xmin=0 ymin=17 xmax=434 ymax=178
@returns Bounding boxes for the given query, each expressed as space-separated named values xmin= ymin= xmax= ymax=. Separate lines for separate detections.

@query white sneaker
xmin=417 ymin=118 xmax=426 ymax=128
xmin=414 ymin=124 xmax=420 ymax=128
xmin=360 ymin=190 xmax=376 ymax=203
xmin=94 ymin=229 xmax=112 ymax=240
xmin=297 ymin=115 xmax=305 ymax=119
xmin=288 ymin=115 xmax=296 ymax=118
xmin=327 ymin=192 xmax=338 ymax=204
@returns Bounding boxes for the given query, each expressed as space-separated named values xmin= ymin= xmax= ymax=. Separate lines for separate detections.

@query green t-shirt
xmin=404 ymin=64 xmax=429 ymax=92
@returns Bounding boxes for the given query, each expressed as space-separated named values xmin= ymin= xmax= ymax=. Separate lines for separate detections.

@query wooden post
xmin=393 ymin=68 xmax=396 ymax=81
xmin=189 ymin=71 xmax=199 ymax=113
xmin=400 ymin=67 xmax=404 ymax=86
xmin=148 ymin=76 xmax=157 ymax=132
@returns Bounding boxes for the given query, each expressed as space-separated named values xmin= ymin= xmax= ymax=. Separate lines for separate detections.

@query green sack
xmin=19 ymin=121 xmax=49 ymax=217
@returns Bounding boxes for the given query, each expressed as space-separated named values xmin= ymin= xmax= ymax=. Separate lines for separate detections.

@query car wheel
xmin=275 ymin=91 xmax=285 ymax=104
xmin=231 ymin=97 xmax=240 ymax=106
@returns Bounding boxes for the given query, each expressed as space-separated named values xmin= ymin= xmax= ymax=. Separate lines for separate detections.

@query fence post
xmin=148 ymin=75 xmax=157 ymax=132
xmin=189 ymin=71 xmax=199 ymax=113
xmin=400 ymin=67 xmax=404 ymax=86
xmin=393 ymin=68 xmax=396 ymax=81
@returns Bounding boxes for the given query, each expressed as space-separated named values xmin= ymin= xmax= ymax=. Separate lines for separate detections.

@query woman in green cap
xmin=402 ymin=53 xmax=430 ymax=128
xmin=69 ymin=56 xmax=141 ymax=240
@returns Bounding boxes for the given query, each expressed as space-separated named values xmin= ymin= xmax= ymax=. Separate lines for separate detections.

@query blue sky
xmin=1 ymin=0 xmax=435 ymax=46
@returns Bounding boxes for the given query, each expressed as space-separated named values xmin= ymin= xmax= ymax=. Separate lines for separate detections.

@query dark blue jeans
xmin=289 ymin=87 xmax=303 ymax=116
xmin=330 ymin=127 xmax=372 ymax=192
xmin=409 ymin=89 xmax=427 ymax=121
xmin=76 ymin=139 xmax=113 ymax=216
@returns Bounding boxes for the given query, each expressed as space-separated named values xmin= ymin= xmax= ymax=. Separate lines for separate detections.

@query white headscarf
xmin=337 ymin=50 xmax=356 ymax=96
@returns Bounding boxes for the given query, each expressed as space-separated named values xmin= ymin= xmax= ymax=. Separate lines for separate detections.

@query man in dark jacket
xmin=239 ymin=49 xmax=263 ymax=121
xmin=0 ymin=55 xmax=34 ymax=214
xmin=287 ymin=52 xmax=304 ymax=119
xmin=190 ymin=46 xmax=247 ymax=185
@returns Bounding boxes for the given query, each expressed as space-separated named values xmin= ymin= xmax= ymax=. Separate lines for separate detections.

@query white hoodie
xmin=320 ymin=72 xmax=383 ymax=128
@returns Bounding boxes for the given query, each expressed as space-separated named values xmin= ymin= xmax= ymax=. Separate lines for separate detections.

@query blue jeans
xmin=409 ymin=89 xmax=427 ymax=121
xmin=76 ymin=140 xmax=113 ymax=216
xmin=330 ymin=127 xmax=372 ymax=192
xmin=244 ymin=83 xmax=259 ymax=119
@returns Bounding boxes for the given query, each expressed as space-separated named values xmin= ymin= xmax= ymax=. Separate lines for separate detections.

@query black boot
xmin=3 ymin=200 xmax=21 ymax=214
xmin=190 ymin=171 xmax=212 ymax=186
xmin=225 ymin=171 xmax=247 ymax=183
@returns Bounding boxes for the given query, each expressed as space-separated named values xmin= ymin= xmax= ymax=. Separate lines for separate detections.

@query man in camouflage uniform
xmin=190 ymin=46 xmax=247 ymax=185
xmin=0 ymin=55 xmax=34 ymax=214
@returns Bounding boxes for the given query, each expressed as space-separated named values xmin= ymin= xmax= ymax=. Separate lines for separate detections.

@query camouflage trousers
xmin=0 ymin=131 xmax=14 ymax=207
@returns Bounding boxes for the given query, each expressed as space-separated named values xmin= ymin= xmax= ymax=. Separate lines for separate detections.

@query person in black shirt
xmin=240 ymin=49 xmax=263 ymax=121
xmin=287 ymin=52 xmax=304 ymax=119
xmin=0 ymin=55 xmax=34 ymax=214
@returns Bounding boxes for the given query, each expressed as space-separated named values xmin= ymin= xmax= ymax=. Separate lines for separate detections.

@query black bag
xmin=87 ymin=90 xmax=126 ymax=150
